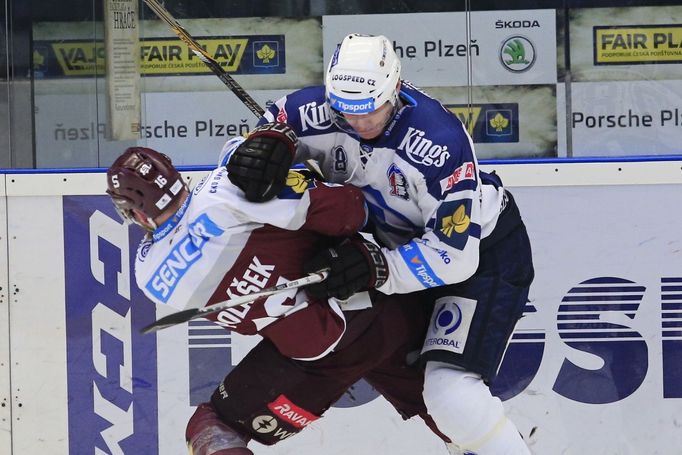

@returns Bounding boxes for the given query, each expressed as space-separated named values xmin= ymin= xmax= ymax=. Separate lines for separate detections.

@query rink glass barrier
xmin=3 ymin=2 xmax=682 ymax=168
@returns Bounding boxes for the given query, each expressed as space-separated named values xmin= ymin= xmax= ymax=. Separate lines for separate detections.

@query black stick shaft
xmin=140 ymin=270 xmax=328 ymax=334
xmin=142 ymin=0 xmax=265 ymax=118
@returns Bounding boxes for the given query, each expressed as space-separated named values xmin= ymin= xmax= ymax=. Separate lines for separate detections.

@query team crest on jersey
xmin=398 ymin=127 xmax=450 ymax=167
xmin=137 ymin=240 xmax=151 ymax=262
xmin=387 ymin=164 xmax=409 ymax=200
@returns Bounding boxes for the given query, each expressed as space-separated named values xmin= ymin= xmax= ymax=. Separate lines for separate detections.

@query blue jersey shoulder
xmin=386 ymin=84 xmax=478 ymax=195
xmin=272 ymin=86 xmax=336 ymax=137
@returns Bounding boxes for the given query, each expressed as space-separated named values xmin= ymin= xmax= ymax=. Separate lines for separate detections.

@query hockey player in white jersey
xmin=225 ymin=34 xmax=535 ymax=454
xmin=106 ymin=131 xmax=461 ymax=454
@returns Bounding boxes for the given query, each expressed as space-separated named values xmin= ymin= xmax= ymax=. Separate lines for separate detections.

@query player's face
xmin=342 ymin=101 xmax=394 ymax=140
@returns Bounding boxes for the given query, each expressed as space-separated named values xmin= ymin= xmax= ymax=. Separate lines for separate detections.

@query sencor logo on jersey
xmin=146 ymin=214 xmax=224 ymax=303
xmin=398 ymin=127 xmax=450 ymax=167
xmin=440 ymin=161 xmax=475 ymax=193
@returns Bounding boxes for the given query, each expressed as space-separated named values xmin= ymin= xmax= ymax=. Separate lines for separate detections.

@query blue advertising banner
xmin=446 ymin=103 xmax=520 ymax=144
xmin=33 ymin=35 xmax=286 ymax=79
xmin=64 ymin=195 xmax=159 ymax=455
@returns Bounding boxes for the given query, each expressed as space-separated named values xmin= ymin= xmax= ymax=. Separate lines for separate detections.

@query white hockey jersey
xmin=222 ymin=82 xmax=506 ymax=295
xmin=134 ymin=167 xmax=369 ymax=360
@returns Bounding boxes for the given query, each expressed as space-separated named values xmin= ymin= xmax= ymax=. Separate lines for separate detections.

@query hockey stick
xmin=140 ymin=270 xmax=329 ymax=334
xmin=142 ymin=0 xmax=265 ymax=118
xmin=142 ymin=0 xmax=324 ymax=178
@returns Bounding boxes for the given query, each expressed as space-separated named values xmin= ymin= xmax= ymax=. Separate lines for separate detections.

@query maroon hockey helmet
xmin=106 ymin=147 xmax=187 ymax=227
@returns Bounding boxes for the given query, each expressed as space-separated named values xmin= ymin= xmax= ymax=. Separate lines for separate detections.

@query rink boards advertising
xmin=2 ymin=166 xmax=681 ymax=454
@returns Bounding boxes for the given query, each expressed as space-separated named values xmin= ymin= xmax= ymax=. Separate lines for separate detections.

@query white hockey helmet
xmin=325 ymin=34 xmax=401 ymax=119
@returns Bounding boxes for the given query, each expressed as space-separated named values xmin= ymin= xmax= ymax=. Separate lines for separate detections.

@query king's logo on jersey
xmin=299 ymin=101 xmax=332 ymax=132
xmin=398 ymin=127 xmax=450 ymax=167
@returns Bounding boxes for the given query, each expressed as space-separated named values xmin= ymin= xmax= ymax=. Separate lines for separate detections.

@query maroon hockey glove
xmin=227 ymin=122 xmax=298 ymax=202
xmin=304 ymin=238 xmax=389 ymax=301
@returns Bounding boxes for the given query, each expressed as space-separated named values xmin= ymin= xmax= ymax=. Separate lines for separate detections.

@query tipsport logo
xmin=491 ymin=276 xmax=682 ymax=404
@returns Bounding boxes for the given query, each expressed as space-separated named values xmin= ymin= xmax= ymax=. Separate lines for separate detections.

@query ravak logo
xmin=441 ymin=205 xmax=470 ymax=237
xmin=146 ymin=214 xmax=224 ymax=303
xmin=398 ymin=127 xmax=450 ymax=167
xmin=267 ymin=394 xmax=319 ymax=429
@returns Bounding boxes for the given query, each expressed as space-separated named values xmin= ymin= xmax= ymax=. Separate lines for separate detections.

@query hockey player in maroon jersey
xmin=106 ymin=123 xmax=449 ymax=454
